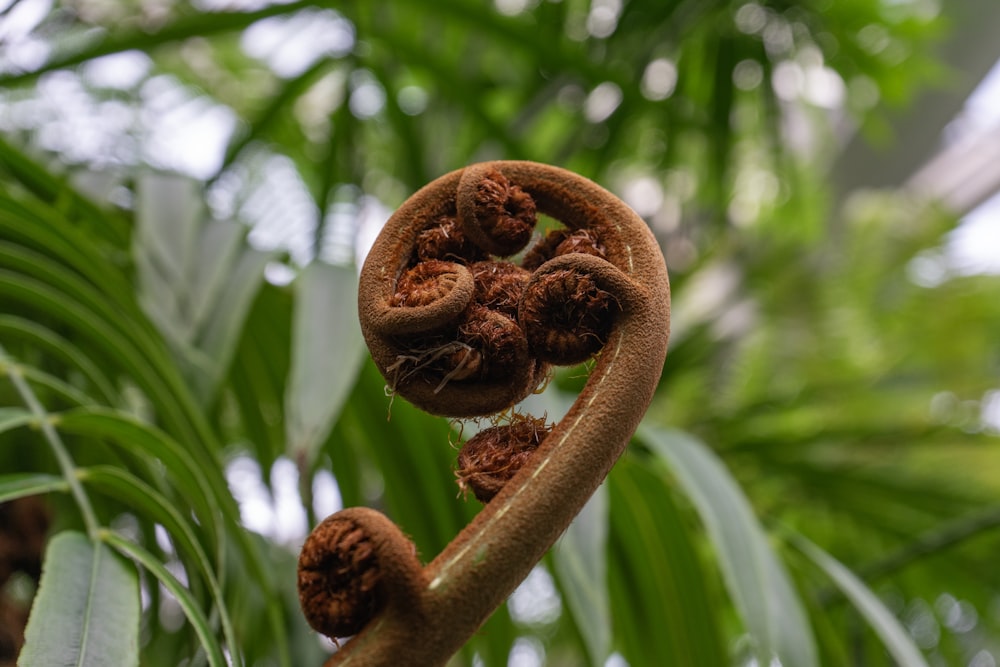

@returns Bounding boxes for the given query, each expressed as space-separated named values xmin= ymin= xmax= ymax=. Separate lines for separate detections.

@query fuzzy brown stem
xmin=319 ymin=161 xmax=670 ymax=665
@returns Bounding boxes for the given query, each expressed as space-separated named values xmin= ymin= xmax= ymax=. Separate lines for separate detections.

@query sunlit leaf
xmin=133 ymin=173 xmax=274 ymax=401
xmin=196 ymin=243 xmax=275 ymax=398
xmin=134 ymin=173 xmax=203 ymax=302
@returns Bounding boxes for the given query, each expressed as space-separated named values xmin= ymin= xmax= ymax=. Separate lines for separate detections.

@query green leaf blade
xmin=0 ymin=406 xmax=33 ymax=435
xmin=20 ymin=531 xmax=139 ymax=667
xmin=102 ymin=531 xmax=228 ymax=667
xmin=792 ymin=535 xmax=931 ymax=667
xmin=606 ymin=457 xmax=728 ymax=667
xmin=0 ymin=473 xmax=70 ymax=503
xmin=0 ymin=316 xmax=118 ymax=403
xmin=285 ymin=261 xmax=366 ymax=463
xmin=641 ymin=426 xmax=819 ymax=667
xmin=79 ymin=465 xmax=243 ymax=666
xmin=54 ymin=406 xmax=235 ymax=552
xmin=552 ymin=483 xmax=611 ymax=666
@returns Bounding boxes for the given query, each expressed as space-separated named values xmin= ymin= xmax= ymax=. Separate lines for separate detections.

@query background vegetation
xmin=1 ymin=0 xmax=999 ymax=665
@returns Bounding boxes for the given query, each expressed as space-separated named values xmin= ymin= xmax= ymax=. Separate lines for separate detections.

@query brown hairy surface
xmin=305 ymin=161 xmax=670 ymax=666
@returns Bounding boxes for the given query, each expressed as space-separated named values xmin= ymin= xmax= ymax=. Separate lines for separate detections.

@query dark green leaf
xmin=0 ymin=406 xmax=33 ymax=435
xmin=0 ymin=316 xmax=118 ymax=403
xmin=54 ymin=407 xmax=229 ymax=546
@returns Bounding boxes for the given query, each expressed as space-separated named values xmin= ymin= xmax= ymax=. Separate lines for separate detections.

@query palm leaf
xmin=640 ymin=425 xmax=819 ymax=667
xmin=791 ymin=533 xmax=930 ymax=667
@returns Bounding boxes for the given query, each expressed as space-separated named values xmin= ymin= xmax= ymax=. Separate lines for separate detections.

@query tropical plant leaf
xmin=790 ymin=533 xmax=931 ymax=667
xmin=58 ymin=416 xmax=283 ymax=658
xmin=606 ymin=455 xmax=728 ymax=667
xmin=0 ymin=135 xmax=129 ymax=244
xmin=285 ymin=261 xmax=365 ymax=464
xmin=133 ymin=173 xmax=213 ymax=344
xmin=19 ymin=531 xmax=140 ymax=667
xmin=78 ymin=465 xmax=241 ymax=665
xmin=78 ymin=465 xmax=216 ymax=583
xmin=0 ymin=473 xmax=69 ymax=503
xmin=551 ymin=479 xmax=611 ymax=666
xmin=0 ymin=406 xmax=33 ymax=434
xmin=229 ymin=281 xmax=294 ymax=468
xmin=101 ymin=531 xmax=228 ymax=667
xmin=196 ymin=243 xmax=276 ymax=400
xmin=0 ymin=201 xmax=163 ymax=360
xmin=0 ymin=241 xmax=148 ymax=342
xmin=640 ymin=425 xmax=819 ymax=667
xmin=0 ymin=315 xmax=118 ymax=403
xmin=133 ymin=172 xmax=275 ymax=402
xmin=16 ymin=364 xmax=95 ymax=407
xmin=0 ymin=1 xmax=316 ymax=87
xmin=215 ymin=56 xmax=335 ymax=180
xmin=0 ymin=269 xmax=208 ymax=446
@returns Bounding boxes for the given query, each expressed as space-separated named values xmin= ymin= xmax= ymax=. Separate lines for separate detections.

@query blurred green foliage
xmin=2 ymin=0 xmax=999 ymax=665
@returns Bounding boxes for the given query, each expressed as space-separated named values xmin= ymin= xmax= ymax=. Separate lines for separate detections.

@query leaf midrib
xmin=75 ymin=542 xmax=103 ymax=667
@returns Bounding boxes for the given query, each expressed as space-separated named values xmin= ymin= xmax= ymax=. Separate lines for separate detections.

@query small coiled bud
xmin=522 ymin=228 xmax=607 ymax=271
xmin=519 ymin=268 xmax=619 ymax=365
xmin=391 ymin=260 xmax=465 ymax=309
xmin=372 ymin=260 xmax=475 ymax=337
xmin=381 ymin=304 xmax=545 ymax=418
xmin=458 ymin=167 xmax=537 ymax=256
xmin=456 ymin=305 xmax=528 ymax=382
xmin=298 ymin=515 xmax=385 ymax=639
xmin=297 ymin=508 xmax=425 ymax=644
xmin=456 ymin=415 xmax=554 ymax=503
xmin=415 ymin=215 xmax=488 ymax=264
xmin=470 ymin=261 xmax=530 ymax=320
